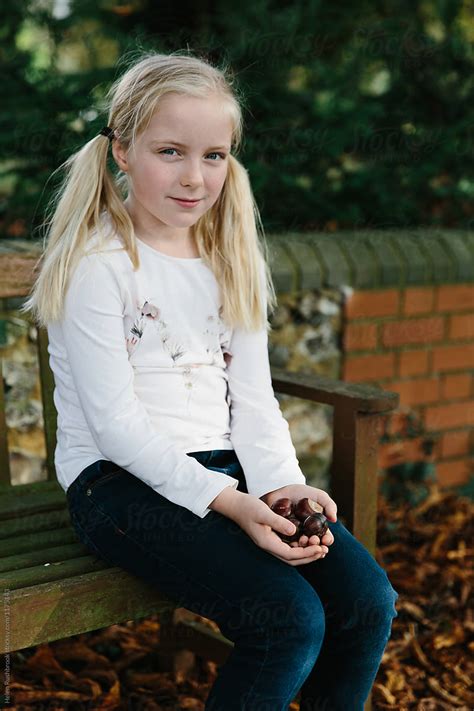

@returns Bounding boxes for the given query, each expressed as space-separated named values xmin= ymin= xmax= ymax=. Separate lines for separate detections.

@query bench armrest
xmin=270 ymin=367 xmax=400 ymax=555
xmin=271 ymin=367 xmax=398 ymax=413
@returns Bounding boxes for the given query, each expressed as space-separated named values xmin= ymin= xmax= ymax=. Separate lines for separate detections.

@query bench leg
xmin=156 ymin=607 xmax=197 ymax=679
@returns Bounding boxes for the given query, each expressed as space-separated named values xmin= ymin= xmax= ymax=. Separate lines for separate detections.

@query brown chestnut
xmin=301 ymin=513 xmax=328 ymax=538
xmin=293 ymin=497 xmax=323 ymax=520
xmin=270 ymin=497 xmax=293 ymax=518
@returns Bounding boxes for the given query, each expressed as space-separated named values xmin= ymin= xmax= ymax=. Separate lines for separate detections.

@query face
xmin=112 ymin=92 xmax=234 ymax=239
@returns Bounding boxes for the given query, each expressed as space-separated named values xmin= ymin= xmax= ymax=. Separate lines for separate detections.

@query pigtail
xmin=196 ymin=153 xmax=277 ymax=332
xmin=20 ymin=133 xmax=135 ymax=328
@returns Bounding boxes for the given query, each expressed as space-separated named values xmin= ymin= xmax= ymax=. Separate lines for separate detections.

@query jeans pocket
xmin=84 ymin=461 xmax=124 ymax=493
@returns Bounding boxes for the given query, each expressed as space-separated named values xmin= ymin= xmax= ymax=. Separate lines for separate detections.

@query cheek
xmin=133 ymin=160 xmax=169 ymax=194
xmin=208 ymin=166 xmax=228 ymax=195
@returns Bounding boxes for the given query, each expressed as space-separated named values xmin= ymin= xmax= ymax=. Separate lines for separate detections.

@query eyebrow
xmin=149 ymin=139 xmax=231 ymax=151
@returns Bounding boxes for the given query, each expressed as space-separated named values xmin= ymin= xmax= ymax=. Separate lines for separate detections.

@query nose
xmin=180 ymin=158 xmax=204 ymax=188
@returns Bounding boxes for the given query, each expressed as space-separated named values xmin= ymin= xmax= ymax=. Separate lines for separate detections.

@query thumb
xmin=272 ymin=512 xmax=296 ymax=537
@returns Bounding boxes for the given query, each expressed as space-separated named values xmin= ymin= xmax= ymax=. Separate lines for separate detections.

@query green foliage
xmin=1 ymin=0 xmax=473 ymax=238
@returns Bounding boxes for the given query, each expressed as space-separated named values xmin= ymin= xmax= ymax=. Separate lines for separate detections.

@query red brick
xmin=343 ymin=353 xmax=395 ymax=382
xmin=343 ymin=322 xmax=378 ymax=351
xmin=438 ymin=430 xmax=471 ymax=459
xmin=403 ymin=287 xmax=435 ymax=315
xmin=436 ymin=284 xmax=474 ymax=312
xmin=399 ymin=349 xmax=430 ymax=376
xmin=389 ymin=378 xmax=440 ymax=406
xmin=449 ymin=313 xmax=474 ymax=340
xmin=379 ymin=437 xmax=432 ymax=469
xmin=344 ymin=289 xmax=400 ymax=319
xmin=441 ymin=373 xmax=472 ymax=400
xmin=437 ymin=458 xmax=472 ymax=487
xmin=382 ymin=317 xmax=445 ymax=347
xmin=424 ymin=400 xmax=474 ymax=430
xmin=432 ymin=344 xmax=474 ymax=372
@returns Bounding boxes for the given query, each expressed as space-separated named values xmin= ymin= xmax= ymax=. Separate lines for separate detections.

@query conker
xmin=301 ymin=513 xmax=328 ymax=538
xmin=270 ymin=497 xmax=293 ymax=518
xmin=293 ymin=497 xmax=323 ymax=520
xmin=270 ymin=497 xmax=329 ymax=544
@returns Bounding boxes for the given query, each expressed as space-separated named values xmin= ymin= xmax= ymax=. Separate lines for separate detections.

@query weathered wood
xmin=174 ymin=618 xmax=234 ymax=664
xmin=36 ymin=324 xmax=57 ymax=481
xmin=0 ymin=508 xmax=71 ymax=538
xmin=0 ymin=527 xmax=78 ymax=558
xmin=0 ymin=479 xmax=65 ymax=519
xmin=271 ymin=367 xmax=399 ymax=414
xmin=1 ymin=567 xmax=176 ymax=653
xmin=0 ymin=542 xmax=92 ymax=573
xmin=331 ymin=408 xmax=384 ymax=557
xmin=1 ymin=553 xmax=113 ymax=590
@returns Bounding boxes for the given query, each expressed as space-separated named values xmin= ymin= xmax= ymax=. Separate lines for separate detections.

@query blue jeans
xmin=66 ymin=449 xmax=398 ymax=710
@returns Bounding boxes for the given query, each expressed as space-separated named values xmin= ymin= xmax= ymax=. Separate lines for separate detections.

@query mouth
xmin=170 ymin=197 xmax=203 ymax=202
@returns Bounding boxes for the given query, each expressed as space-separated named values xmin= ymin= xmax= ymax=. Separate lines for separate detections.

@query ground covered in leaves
xmin=3 ymin=483 xmax=473 ymax=710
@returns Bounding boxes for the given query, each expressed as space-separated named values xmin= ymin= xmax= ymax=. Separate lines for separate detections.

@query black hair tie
xmin=98 ymin=126 xmax=115 ymax=141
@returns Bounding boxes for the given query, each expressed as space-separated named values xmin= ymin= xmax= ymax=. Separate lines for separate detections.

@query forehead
xmin=143 ymin=93 xmax=234 ymax=145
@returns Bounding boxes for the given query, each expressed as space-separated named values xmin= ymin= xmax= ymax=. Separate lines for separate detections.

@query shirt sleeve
xmin=58 ymin=252 xmax=239 ymax=518
xmin=226 ymin=261 xmax=307 ymax=500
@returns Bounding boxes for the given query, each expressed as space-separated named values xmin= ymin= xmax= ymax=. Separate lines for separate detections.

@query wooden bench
xmin=0 ymin=260 xmax=399 ymax=708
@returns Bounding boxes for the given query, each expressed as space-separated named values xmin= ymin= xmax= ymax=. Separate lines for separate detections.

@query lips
xmin=171 ymin=197 xmax=202 ymax=202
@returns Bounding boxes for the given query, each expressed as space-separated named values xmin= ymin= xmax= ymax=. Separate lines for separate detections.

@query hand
xmin=227 ymin=493 xmax=329 ymax=567
xmin=260 ymin=484 xmax=337 ymax=551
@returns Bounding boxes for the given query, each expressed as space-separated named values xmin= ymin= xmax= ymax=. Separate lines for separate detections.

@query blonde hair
xmin=21 ymin=49 xmax=278 ymax=332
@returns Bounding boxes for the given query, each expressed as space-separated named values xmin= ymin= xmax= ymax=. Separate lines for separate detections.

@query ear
xmin=112 ymin=139 xmax=129 ymax=172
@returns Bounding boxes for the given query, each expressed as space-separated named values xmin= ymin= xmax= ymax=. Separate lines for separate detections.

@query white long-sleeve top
xmin=47 ymin=223 xmax=306 ymax=518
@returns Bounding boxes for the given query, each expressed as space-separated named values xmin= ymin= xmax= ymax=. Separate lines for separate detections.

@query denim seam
xmin=241 ymin=633 xmax=271 ymax=710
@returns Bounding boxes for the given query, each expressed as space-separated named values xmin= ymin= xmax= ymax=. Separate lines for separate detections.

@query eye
xmin=207 ymin=152 xmax=227 ymax=161
xmin=157 ymin=148 xmax=227 ymax=161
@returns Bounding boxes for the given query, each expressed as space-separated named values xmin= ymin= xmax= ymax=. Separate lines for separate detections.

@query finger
xmin=308 ymin=534 xmax=329 ymax=552
xmin=268 ymin=535 xmax=324 ymax=561
xmin=274 ymin=546 xmax=326 ymax=566
xmin=282 ymin=541 xmax=327 ymax=561
xmin=271 ymin=513 xmax=298 ymax=539
xmin=321 ymin=530 xmax=335 ymax=546
xmin=299 ymin=535 xmax=309 ymax=547
xmin=314 ymin=491 xmax=338 ymax=522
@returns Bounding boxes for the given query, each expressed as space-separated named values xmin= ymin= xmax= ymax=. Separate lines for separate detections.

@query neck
xmin=124 ymin=197 xmax=198 ymax=256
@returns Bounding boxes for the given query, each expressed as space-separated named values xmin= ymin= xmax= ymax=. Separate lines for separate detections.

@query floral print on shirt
xmin=125 ymin=299 xmax=232 ymax=368
xmin=125 ymin=298 xmax=234 ymax=412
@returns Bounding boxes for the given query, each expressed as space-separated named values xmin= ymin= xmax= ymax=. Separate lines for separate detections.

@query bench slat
xmin=0 ymin=479 xmax=63 ymax=499
xmin=0 ymin=508 xmax=71 ymax=539
xmin=1 ymin=567 xmax=174 ymax=653
xmin=0 ymin=554 xmax=111 ymax=590
xmin=0 ymin=542 xmax=94 ymax=573
xmin=0 ymin=527 xmax=77 ymax=557
xmin=0 ymin=480 xmax=66 ymax=521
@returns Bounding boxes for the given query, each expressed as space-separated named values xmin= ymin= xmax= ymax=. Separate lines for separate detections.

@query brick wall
xmin=267 ymin=230 xmax=474 ymax=494
xmin=343 ymin=284 xmax=473 ymax=489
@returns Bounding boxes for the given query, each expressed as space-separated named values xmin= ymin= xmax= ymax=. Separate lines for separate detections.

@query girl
xmin=22 ymin=50 xmax=398 ymax=710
